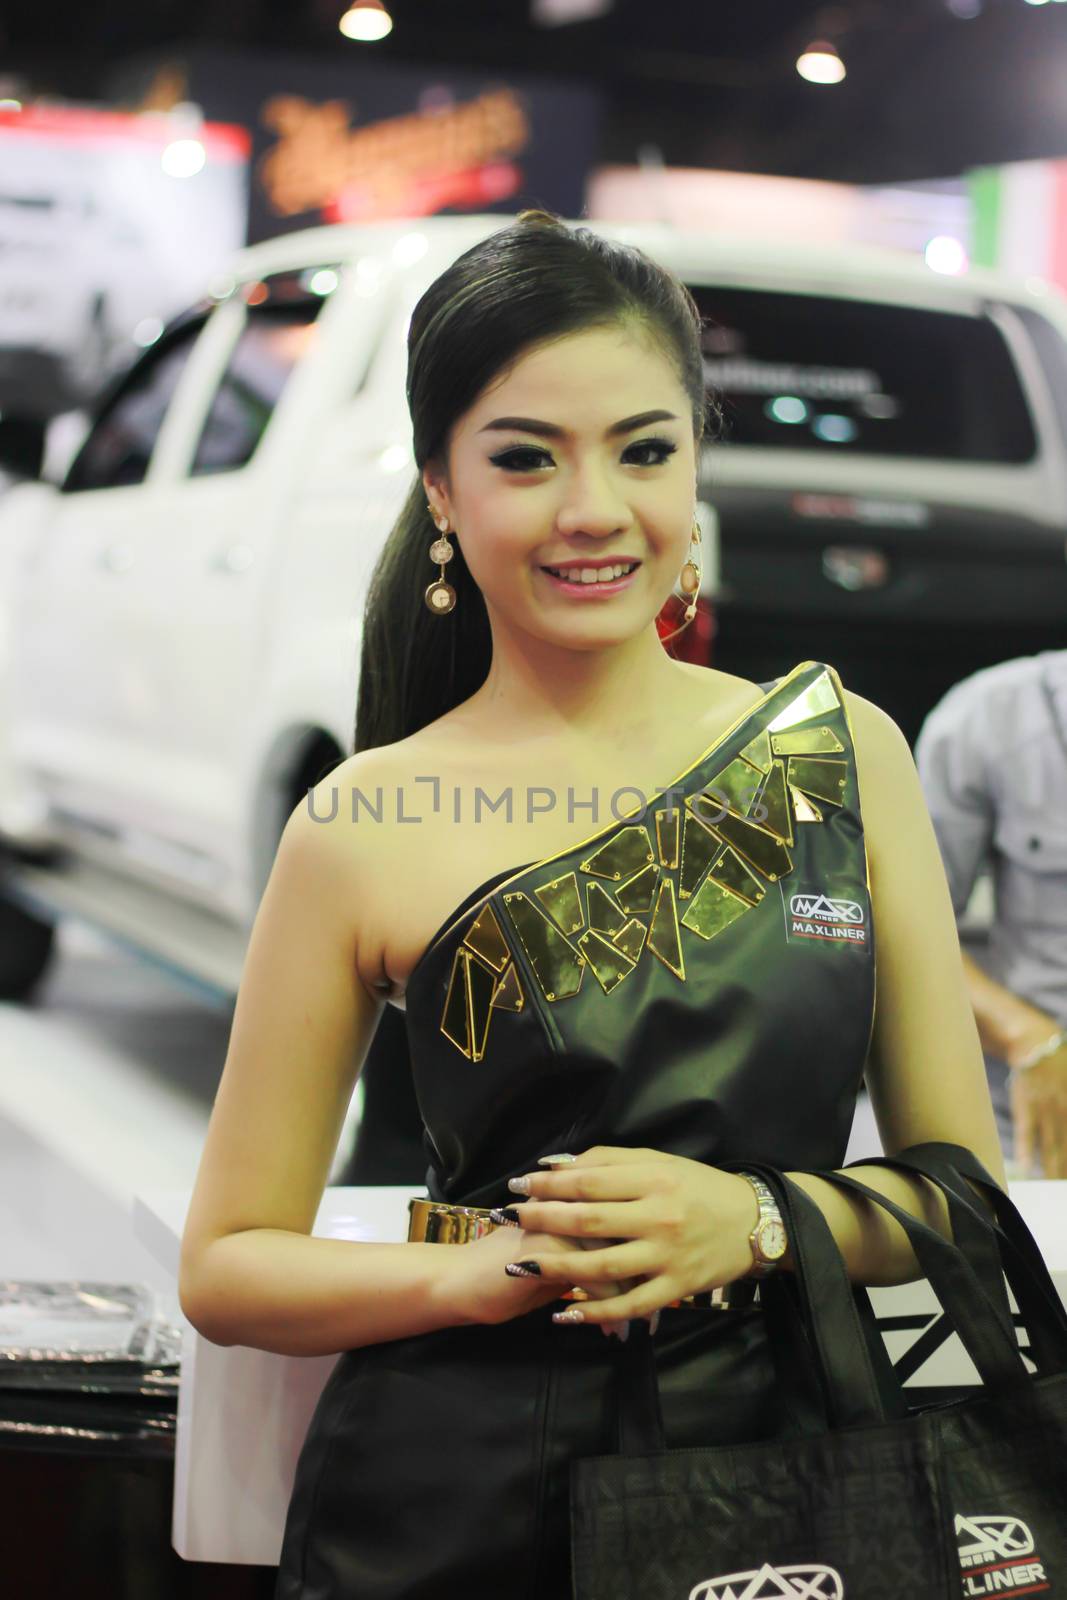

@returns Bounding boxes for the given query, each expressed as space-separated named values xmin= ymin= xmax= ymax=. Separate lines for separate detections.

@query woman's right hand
xmin=435 ymin=1223 xmax=631 ymax=1329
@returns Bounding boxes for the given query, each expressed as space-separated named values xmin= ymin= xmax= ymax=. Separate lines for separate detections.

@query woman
xmin=178 ymin=211 xmax=1005 ymax=1598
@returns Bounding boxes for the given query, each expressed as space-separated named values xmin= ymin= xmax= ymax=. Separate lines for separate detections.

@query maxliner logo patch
xmin=689 ymin=1563 xmax=844 ymax=1600
xmin=784 ymin=886 xmax=868 ymax=948
xmin=956 ymin=1514 xmax=1049 ymax=1597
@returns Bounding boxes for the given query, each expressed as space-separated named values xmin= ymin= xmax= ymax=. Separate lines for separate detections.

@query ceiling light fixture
xmin=339 ymin=0 xmax=393 ymax=41
xmin=796 ymin=40 xmax=846 ymax=85
xmin=530 ymin=0 xmax=613 ymax=21
xmin=924 ymin=235 xmax=969 ymax=275
xmin=161 ymin=138 xmax=206 ymax=177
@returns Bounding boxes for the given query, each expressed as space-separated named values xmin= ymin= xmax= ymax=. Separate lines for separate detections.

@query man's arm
xmin=915 ymin=683 xmax=1067 ymax=1176
xmin=961 ymin=947 xmax=1064 ymax=1069
xmin=962 ymin=947 xmax=1067 ymax=1177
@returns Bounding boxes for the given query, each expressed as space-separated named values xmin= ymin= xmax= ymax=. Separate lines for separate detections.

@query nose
xmin=553 ymin=461 xmax=632 ymax=542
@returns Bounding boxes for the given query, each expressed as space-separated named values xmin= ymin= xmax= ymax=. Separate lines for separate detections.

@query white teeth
xmin=546 ymin=562 xmax=636 ymax=583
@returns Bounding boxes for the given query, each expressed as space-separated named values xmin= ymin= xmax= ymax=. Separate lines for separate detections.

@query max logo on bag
xmin=689 ymin=1563 xmax=844 ymax=1600
xmin=784 ymin=889 xmax=868 ymax=948
xmin=955 ymin=1514 xmax=1049 ymax=1597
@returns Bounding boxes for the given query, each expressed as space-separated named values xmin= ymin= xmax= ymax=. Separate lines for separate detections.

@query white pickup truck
xmin=2 ymin=214 xmax=1067 ymax=1007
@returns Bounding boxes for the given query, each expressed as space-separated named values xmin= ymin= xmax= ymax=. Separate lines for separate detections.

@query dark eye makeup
xmin=488 ymin=437 xmax=678 ymax=473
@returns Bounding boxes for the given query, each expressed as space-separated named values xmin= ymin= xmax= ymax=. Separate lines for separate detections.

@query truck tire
xmin=0 ymin=893 xmax=56 ymax=1000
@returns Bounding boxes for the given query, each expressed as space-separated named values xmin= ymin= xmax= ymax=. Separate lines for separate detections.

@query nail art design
xmin=552 ymin=1306 xmax=585 ymax=1324
xmin=504 ymin=1260 xmax=541 ymax=1278
xmin=488 ymin=1207 xmax=523 ymax=1226
xmin=538 ymin=1153 xmax=576 ymax=1167
xmin=508 ymin=1175 xmax=532 ymax=1194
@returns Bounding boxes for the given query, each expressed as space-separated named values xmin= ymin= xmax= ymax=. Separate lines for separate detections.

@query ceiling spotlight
xmin=339 ymin=0 xmax=393 ymax=41
xmin=161 ymin=138 xmax=206 ymax=177
xmin=1023 ymin=0 xmax=1051 ymax=8
xmin=946 ymin=0 xmax=982 ymax=16
xmin=531 ymin=0 xmax=613 ymax=20
xmin=796 ymin=41 xmax=846 ymax=85
xmin=924 ymin=235 xmax=969 ymax=275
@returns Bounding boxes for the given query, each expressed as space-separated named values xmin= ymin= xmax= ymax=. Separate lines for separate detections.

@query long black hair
xmin=353 ymin=210 xmax=711 ymax=754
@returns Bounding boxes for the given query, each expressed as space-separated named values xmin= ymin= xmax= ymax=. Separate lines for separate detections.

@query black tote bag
xmin=830 ymin=1146 xmax=1067 ymax=1593
xmin=569 ymin=1149 xmax=1067 ymax=1600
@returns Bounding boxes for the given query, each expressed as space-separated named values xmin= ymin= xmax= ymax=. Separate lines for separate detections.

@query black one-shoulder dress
xmin=274 ymin=659 xmax=877 ymax=1599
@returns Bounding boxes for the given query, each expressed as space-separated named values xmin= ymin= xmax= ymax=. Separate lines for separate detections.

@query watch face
xmin=756 ymin=1218 xmax=788 ymax=1262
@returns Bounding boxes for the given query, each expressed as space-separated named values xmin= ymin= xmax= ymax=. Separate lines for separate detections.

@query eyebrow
xmin=478 ymin=409 xmax=680 ymax=439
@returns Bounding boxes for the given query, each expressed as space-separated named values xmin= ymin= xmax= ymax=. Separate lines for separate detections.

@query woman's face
xmin=423 ymin=323 xmax=698 ymax=650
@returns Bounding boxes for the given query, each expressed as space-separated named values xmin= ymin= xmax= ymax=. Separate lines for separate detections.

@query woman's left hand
xmin=502 ymin=1146 xmax=759 ymax=1325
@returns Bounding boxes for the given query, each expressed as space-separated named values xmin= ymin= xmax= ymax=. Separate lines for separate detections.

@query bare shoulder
xmin=839 ymin=687 xmax=934 ymax=890
xmin=294 ymin=726 xmax=476 ymax=990
xmin=295 ymin=732 xmax=450 ymax=875
xmin=840 ymin=687 xmax=915 ymax=796
xmin=671 ymin=660 xmax=771 ymax=714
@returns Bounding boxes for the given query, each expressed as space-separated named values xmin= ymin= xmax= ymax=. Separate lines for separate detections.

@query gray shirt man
xmin=914 ymin=649 xmax=1067 ymax=1151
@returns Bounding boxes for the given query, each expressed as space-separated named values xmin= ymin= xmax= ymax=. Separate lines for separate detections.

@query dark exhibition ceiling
xmin=3 ymin=0 xmax=1067 ymax=183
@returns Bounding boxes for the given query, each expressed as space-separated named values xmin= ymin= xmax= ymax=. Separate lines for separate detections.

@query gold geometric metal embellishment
xmin=534 ymin=871 xmax=584 ymax=936
xmin=756 ymin=759 xmax=794 ymax=847
xmin=766 ymin=670 xmax=840 ymax=732
xmin=615 ymin=860 xmax=659 ymax=913
xmin=502 ymin=892 xmax=585 ymax=1002
xmin=655 ymin=807 xmax=680 ymax=869
xmin=738 ymin=727 xmax=772 ymax=774
xmin=646 ymin=874 xmax=685 ymax=980
xmin=678 ymin=809 xmax=722 ymax=899
xmin=441 ymin=947 xmax=499 ymax=1062
xmin=787 ymin=757 xmax=847 ymax=808
xmin=705 ymin=845 xmax=765 ymax=907
xmin=577 ymin=927 xmax=637 ymax=993
xmin=463 ymin=901 xmax=512 ymax=972
xmin=579 ymin=824 xmax=656 ymax=881
xmin=709 ymin=810 xmax=792 ymax=882
xmin=439 ymin=901 xmax=527 ymax=1061
xmin=681 ymin=874 xmax=751 ymax=942
xmin=438 ymin=664 xmax=855 ymax=1051
xmin=701 ymin=755 xmax=764 ymax=817
xmin=587 ymin=880 xmax=628 ymax=937
xmin=770 ymin=726 xmax=844 ymax=756
xmin=790 ymin=785 xmax=824 ymax=824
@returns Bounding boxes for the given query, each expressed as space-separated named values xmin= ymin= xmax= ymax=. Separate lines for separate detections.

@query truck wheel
xmin=0 ymin=893 xmax=56 ymax=999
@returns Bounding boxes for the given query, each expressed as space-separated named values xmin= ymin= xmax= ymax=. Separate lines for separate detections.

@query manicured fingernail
xmin=508 ymin=1175 xmax=531 ymax=1194
xmin=553 ymin=1306 xmax=584 ymax=1324
xmin=504 ymin=1260 xmax=541 ymax=1278
xmin=488 ymin=1207 xmax=523 ymax=1226
xmin=538 ymin=1152 xmax=576 ymax=1166
xmin=648 ymin=1310 xmax=660 ymax=1337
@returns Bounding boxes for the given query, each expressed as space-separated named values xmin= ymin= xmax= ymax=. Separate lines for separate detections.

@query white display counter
xmin=132 ymin=1182 xmax=1067 ymax=1567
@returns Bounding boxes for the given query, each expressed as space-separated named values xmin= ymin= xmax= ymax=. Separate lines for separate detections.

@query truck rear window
xmin=688 ymin=285 xmax=1037 ymax=463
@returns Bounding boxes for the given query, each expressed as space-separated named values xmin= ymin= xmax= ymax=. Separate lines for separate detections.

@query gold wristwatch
xmin=737 ymin=1172 xmax=788 ymax=1277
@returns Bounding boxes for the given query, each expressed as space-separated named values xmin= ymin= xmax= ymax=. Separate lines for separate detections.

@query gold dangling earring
xmin=659 ymin=517 xmax=702 ymax=645
xmin=424 ymin=504 xmax=457 ymax=615
xmin=679 ymin=517 xmax=703 ymax=621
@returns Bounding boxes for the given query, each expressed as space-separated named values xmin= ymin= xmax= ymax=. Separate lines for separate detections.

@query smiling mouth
xmin=540 ymin=561 xmax=640 ymax=584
